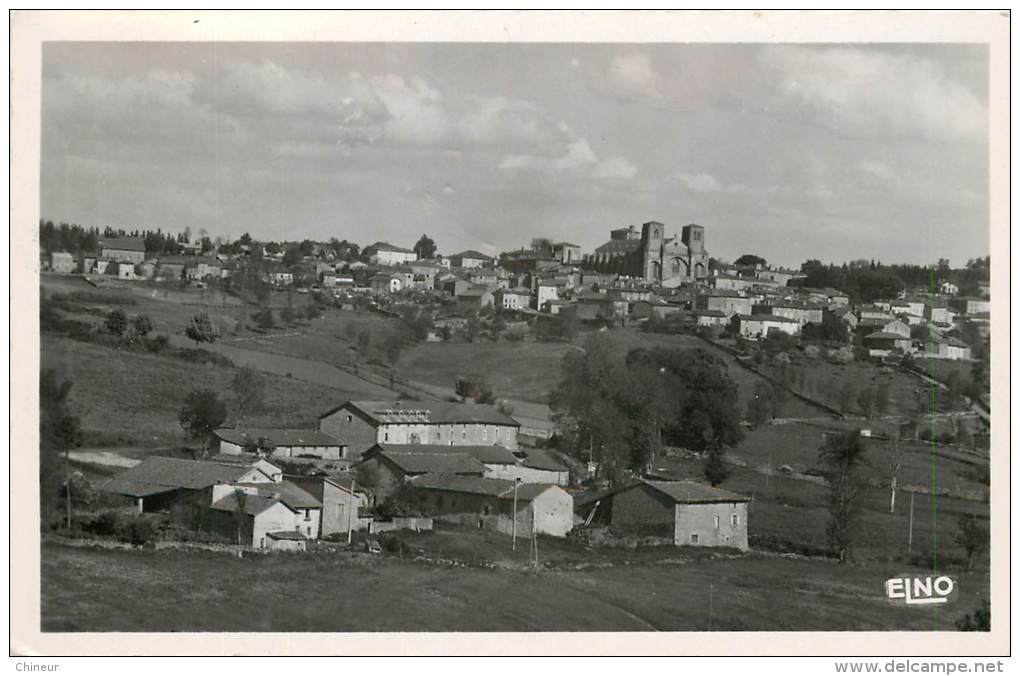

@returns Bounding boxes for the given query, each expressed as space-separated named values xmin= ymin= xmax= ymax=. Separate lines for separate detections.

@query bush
xmin=145 ymin=335 xmax=170 ymax=353
xmin=120 ymin=515 xmax=157 ymax=545
xmin=86 ymin=510 xmax=124 ymax=536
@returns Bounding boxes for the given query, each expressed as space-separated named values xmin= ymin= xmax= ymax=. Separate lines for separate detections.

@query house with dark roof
xmin=204 ymin=480 xmax=321 ymax=548
xmin=695 ymin=291 xmax=752 ymax=318
xmin=510 ymin=448 xmax=571 ymax=486
xmin=576 ymin=480 xmax=750 ymax=550
xmin=363 ymin=242 xmax=417 ymax=266
xmin=284 ymin=474 xmax=368 ymax=536
xmin=354 ymin=445 xmax=488 ymax=503
xmin=734 ymin=313 xmax=801 ymax=339
xmin=552 ymin=242 xmax=582 ymax=264
xmin=214 ymin=428 xmax=348 ymax=462
xmin=455 ymin=285 xmax=494 ymax=313
xmin=100 ymin=456 xmax=280 ymax=513
xmin=320 ymin=400 xmax=520 ymax=458
xmin=448 ymin=249 xmax=494 ymax=269
xmin=406 ymin=474 xmax=574 ymax=537
xmin=100 ymin=237 xmax=147 ymax=264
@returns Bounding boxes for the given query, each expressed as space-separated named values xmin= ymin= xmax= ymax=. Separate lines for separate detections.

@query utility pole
xmin=65 ymin=446 xmax=71 ymax=530
xmin=512 ymin=478 xmax=521 ymax=552
xmin=531 ymin=511 xmax=539 ymax=568
xmin=908 ymin=492 xmax=915 ymax=551
xmin=347 ymin=476 xmax=356 ymax=545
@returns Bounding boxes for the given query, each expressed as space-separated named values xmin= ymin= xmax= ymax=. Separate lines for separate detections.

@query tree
xmin=178 ymin=389 xmax=227 ymax=454
xmin=455 ymin=374 xmax=495 ymax=404
xmin=185 ymin=312 xmax=218 ymax=344
xmin=282 ymin=247 xmax=303 ymax=267
xmin=105 ymin=308 xmax=128 ymax=336
xmin=413 ymin=234 xmax=437 ymax=259
xmin=801 ymin=313 xmax=849 ymax=344
xmin=40 ymin=370 xmax=82 ymax=527
xmin=857 ymin=387 xmax=876 ymax=418
xmin=551 ymin=335 xmax=743 ymax=481
xmin=818 ymin=430 xmax=867 ymax=561
xmin=734 ymin=254 xmax=767 ymax=267
xmin=703 ymin=448 xmax=729 ymax=486
xmin=746 ymin=381 xmax=775 ymax=428
xmin=242 ymin=435 xmax=275 ymax=457
xmin=873 ymin=380 xmax=892 ymax=416
xmin=133 ymin=315 xmax=154 ymax=336
xmin=251 ymin=308 xmax=275 ymax=330
xmin=280 ymin=306 xmax=297 ymax=325
xmin=955 ymin=599 xmax=991 ymax=631
xmin=530 ymin=238 xmax=554 ymax=257
xmin=955 ymin=514 xmax=988 ymax=572
xmin=231 ymin=367 xmax=265 ymax=422
xmin=304 ymin=303 xmax=320 ymax=321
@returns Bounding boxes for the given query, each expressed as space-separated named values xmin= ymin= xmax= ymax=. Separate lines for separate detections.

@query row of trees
xmin=39 ymin=220 xmax=212 ymax=257
xmin=551 ymin=334 xmax=743 ymax=486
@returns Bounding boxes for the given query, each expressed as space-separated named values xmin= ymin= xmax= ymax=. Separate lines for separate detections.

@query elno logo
xmin=885 ymin=575 xmax=958 ymax=606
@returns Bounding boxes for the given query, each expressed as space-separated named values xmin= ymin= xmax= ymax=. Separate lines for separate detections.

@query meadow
xmin=40 ymin=537 xmax=988 ymax=632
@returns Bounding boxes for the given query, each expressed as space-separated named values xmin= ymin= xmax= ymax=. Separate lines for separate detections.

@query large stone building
xmin=318 ymin=400 xmax=520 ymax=459
xmin=586 ymin=221 xmax=710 ymax=287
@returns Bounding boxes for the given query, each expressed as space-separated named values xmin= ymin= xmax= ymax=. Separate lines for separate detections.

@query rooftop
xmin=370 ymin=443 xmax=520 ymax=465
xmin=101 ymin=237 xmax=146 ymax=252
xmin=101 ymin=456 xmax=275 ymax=498
xmin=214 ymin=428 xmax=345 ymax=448
xmin=323 ymin=400 xmax=520 ymax=427
xmin=451 ymin=250 xmax=495 ymax=260
xmin=735 ymin=314 xmax=801 ymax=324
xmin=366 ymin=241 xmax=413 ymax=254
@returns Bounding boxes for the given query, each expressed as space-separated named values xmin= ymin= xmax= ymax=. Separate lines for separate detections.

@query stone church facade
xmin=586 ymin=221 xmax=710 ymax=287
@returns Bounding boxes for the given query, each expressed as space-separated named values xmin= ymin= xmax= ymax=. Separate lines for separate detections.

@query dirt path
xmin=68 ymin=450 xmax=140 ymax=468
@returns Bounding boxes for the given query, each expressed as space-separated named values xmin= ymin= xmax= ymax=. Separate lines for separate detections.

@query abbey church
xmin=585 ymin=221 xmax=710 ymax=287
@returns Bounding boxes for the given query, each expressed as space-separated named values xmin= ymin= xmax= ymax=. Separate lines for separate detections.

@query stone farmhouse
xmin=576 ymin=480 xmax=750 ymax=551
xmin=406 ymin=474 xmax=574 ymax=538
xmin=319 ymin=400 xmax=521 ymax=459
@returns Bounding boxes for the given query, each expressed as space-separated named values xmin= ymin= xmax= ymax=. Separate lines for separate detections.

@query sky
xmin=41 ymin=42 xmax=990 ymax=267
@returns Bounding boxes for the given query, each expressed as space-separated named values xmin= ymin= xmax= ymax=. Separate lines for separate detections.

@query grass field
xmin=41 ymin=335 xmax=363 ymax=447
xmin=40 ymin=538 xmax=988 ymax=632
xmin=756 ymin=358 xmax=961 ymax=418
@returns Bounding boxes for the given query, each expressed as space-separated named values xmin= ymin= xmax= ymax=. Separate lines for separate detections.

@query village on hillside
xmin=38 ymin=216 xmax=993 ymax=634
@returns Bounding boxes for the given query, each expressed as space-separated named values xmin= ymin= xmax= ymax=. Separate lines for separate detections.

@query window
xmin=731 ymin=514 xmax=739 ymax=527
xmin=346 ymin=415 xmax=353 ymax=422
xmin=304 ymin=509 xmax=311 ymax=521
xmin=690 ymin=533 xmax=699 ymax=544
xmin=259 ymin=537 xmax=265 ymax=548
xmin=462 ymin=429 xmax=467 ymax=440
xmin=482 ymin=428 xmax=487 ymax=440
xmin=384 ymin=432 xmax=389 ymax=442
xmin=714 ymin=515 xmax=720 ymax=530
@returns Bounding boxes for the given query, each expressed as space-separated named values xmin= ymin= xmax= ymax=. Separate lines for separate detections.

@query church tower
xmin=681 ymin=224 xmax=705 ymax=254
xmin=641 ymin=221 xmax=664 ymax=282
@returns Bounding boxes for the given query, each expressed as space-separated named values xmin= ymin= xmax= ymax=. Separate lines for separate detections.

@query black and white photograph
xmin=10 ymin=9 xmax=1010 ymax=660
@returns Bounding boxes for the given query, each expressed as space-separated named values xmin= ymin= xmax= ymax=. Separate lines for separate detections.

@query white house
xmin=364 ymin=242 xmax=417 ymax=266
xmin=734 ymin=314 xmax=800 ymax=339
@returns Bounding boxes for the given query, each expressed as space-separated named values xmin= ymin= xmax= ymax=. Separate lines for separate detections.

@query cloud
xmin=857 ymin=160 xmax=898 ymax=182
xmin=605 ymin=52 xmax=662 ymax=99
xmin=593 ymin=156 xmax=638 ymax=180
xmin=500 ymin=132 xmax=638 ymax=182
xmin=765 ymin=46 xmax=987 ymax=142
xmin=677 ymin=172 xmax=723 ymax=192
